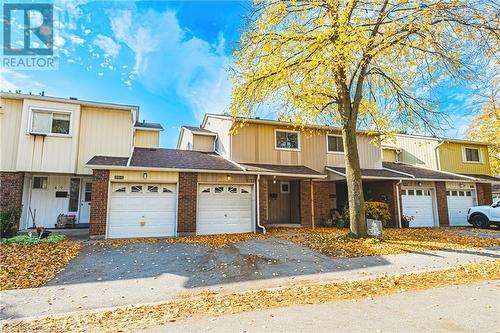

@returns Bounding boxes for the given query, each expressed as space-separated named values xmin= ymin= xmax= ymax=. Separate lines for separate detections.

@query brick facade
xmin=89 ymin=169 xmax=109 ymax=237
xmin=300 ymin=180 xmax=312 ymax=227
xmin=0 ymin=172 xmax=24 ymax=229
xmin=313 ymin=182 xmax=331 ymax=226
xmin=363 ymin=180 xmax=399 ymax=227
xmin=177 ymin=172 xmax=198 ymax=233
xmin=434 ymin=181 xmax=449 ymax=226
xmin=258 ymin=176 xmax=269 ymax=225
xmin=476 ymin=183 xmax=493 ymax=205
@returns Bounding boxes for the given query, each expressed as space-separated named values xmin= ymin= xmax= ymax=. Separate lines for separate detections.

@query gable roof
xmin=182 ymin=126 xmax=216 ymax=135
xmin=382 ymin=162 xmax=474 ymax=181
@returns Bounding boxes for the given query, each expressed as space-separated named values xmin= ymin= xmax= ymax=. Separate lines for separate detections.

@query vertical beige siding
xmin=438 ymin=142 xmax=491 ymax=175
xmin=202 ymin=116 xmax=233 ymax=158
xmin=193 ymin=134 xmax=215 ymax=152
xmin=197 ymin=174 xmax=255 ymax=183
xmin=110 ymin=170 xmax=178 ymax=183
xmin=177 ymin=128 xmax=193 ymax=150
xmin=77 ymin=107 xmax=133 ymax=174
xmin=135 ymin=130 xmax=159 ymax=148
xmin=390 ymin=135 xmax=439 ymax=169
xmin=0 ymin=98 xmax=23 ymax=171
xmin=383 ymin=149 xmax=397 ymax=162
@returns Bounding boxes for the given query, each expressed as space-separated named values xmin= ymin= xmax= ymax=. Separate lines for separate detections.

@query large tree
xmin=230 ymin=0 xmax=499 ymax=237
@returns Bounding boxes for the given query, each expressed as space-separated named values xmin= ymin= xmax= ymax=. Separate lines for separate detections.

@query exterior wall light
xmin=143 ymin=172 xmax=148 ymax=179
xmin=226 ymin=175 xmax=231 ymax=181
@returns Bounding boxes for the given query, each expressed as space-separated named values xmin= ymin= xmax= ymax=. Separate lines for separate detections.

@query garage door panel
xmin=401 ymin=188 xmax=435 ymax=227
xmin=447 ymin=190 xmax=475 ymax=226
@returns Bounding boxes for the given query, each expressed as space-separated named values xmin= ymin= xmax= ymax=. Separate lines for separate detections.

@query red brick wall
xmin=435 ymin=181 xmax=449 ymax=227
xmin=89 ymin=169 xmax=109 ymax=237
xmin=313 ymin=182 xmax=331 ymax=226
xmin=258 ymin=176 xmax=269 ymax=225
xmin=363 ymin=180 xmax=399 ymax=227
xmin=476 ymin=183 xmax=493 ymax=205
xmin=300 ymin=180 xmax=312 ymax=227
xmin=0 ymin=172 xmax=24 ymax=229
xmin=177 ymin=172 xmax=198 ymax=233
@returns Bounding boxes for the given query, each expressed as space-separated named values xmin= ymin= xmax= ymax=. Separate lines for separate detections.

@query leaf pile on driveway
xmin=96 ymin=232 xmax=271 ymax=248
xmin=3 ymin=260 xmax=498 ymax=333
xmin=272 ymin=227 xmax=500 ymax=258
xmin=0 ymin=241 xmax=81 ymax=290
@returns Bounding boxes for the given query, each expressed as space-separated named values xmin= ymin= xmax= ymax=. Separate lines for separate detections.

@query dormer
xmin=134 ymin=121 xmax=163 ymax=148
xmin=177 ymin=126 xmax=216 ymax=152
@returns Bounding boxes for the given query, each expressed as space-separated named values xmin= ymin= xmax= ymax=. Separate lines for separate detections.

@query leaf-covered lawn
xmin=271 ymin=227 xmax=500 ymax=258
xmin=3 ymin=260 xmax=498 ymax=333
xmin=0 ymin=241 xmax=81 ymax=290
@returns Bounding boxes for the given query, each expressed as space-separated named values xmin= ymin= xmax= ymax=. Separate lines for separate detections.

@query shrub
xmin=0 ymin=209 xmax=19 ymax=238
xmin=343 ymin=201 xmax=391 ymax=227
xmin=1 ymin=234 xmax=66 ymax=245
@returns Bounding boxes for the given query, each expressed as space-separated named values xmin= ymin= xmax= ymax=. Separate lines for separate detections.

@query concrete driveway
xmin=1 ymin=238 xmax=498 ymax=320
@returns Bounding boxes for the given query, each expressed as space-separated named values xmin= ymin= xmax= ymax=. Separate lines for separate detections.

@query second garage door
xmin=447 ymin=189 xmax=476 ymax=226
xmin=401 ymin=188 xmax=436 ymax=227
xmin=198 ymin=184 xmax=253 ymax=235
xmin=108 ymin=183 xmax=177 ymax=239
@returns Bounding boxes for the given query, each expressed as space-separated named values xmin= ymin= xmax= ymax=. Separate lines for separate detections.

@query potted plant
xmin=401 ymin=215 xmax=414 ymax=228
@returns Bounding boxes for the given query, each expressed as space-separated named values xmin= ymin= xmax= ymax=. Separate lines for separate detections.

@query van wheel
xmin=471 ymin=215 xmax=489 ymax=229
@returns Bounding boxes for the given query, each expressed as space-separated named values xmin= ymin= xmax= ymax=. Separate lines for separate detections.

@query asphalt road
xmin=144 ymin=281 xmax=500 ymax=333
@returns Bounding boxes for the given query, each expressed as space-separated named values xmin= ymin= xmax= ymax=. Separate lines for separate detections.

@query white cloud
xmin=68 ymin=34 xmax=85 ymax=45
xmin=108 ymin=9 xmax=231 ymax=119
xmin=94 ymin=34 xmax=121 ymax=58
xmin=0 ymin=68 xmax=45 ymax=93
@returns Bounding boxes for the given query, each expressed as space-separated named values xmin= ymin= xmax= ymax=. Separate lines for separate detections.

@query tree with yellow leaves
xmin=230 ymin=0 xmax=499 ymax=237
xmin=466 ymin=84 xmax=500 ymax=175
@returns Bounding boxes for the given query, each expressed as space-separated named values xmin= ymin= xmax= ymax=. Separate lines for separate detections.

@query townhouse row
xmin=0 ymin=93 xmax=497 ymax=238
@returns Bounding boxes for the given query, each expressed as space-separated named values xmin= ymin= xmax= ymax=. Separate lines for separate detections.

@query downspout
xmin=256 ymin=174 xmax=266 ymax=234
xmin=395 ymin=179 xmax=403 ymax=228
xmin=434 ymin=140 xmax=445 ymax=170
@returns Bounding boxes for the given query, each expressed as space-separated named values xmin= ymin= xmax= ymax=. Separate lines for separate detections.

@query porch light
xmin=417 ymin=182 xmax=422 ymax=187
xmin=273 ymin=176 xmax=277 ymax=184
xmin=143 ymin=172 xmax=148 ymax=179
xmin=226 ymin=175 xmax=231 ymax=181
xmin=459 ymin=183 xmax=465 ymax=188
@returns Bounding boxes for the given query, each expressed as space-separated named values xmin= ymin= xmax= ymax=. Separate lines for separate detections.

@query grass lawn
xmin=0 ymin=239 xmax=81 ymax=290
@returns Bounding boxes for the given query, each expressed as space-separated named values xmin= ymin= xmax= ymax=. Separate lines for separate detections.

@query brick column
xmin=258 ymin=176 xmax=269 ymax=225
xmin=476 ymin=183 xmax=493 ymax=205
xmin=89 ymin=169 xmax=109 ymax=238
xmin=300 ymin=180 xmax=312 ymax=227
xmin=363 ymin=180 xmax=399 ymax=227
xmin=0 ymin=172 xmax=24 ymax=230
xmin=177 ymin=172 xmax=197 ymax=234
xmin=313 ymin=182 xmax=331 ymax=226
xmin=435 ymin=181 xmax=449 ymax=227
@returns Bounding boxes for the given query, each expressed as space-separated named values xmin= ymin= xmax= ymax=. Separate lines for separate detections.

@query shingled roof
xmin=326 ymin=166 xmax=412 ymax=179
xmin=134 ymin=121 xmax=164 ymax=130
xmin=240 ymin=163 xmax=325 ymax=177
xmin=182 ymin=126 xmax=216 ymax=135
xmin=382 ymin=162 xmax=472 ymax=181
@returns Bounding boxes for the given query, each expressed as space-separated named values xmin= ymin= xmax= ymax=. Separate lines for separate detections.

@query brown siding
xmin=435 ymin=181 xmax=449 ymax=227
xmin=363 ymin=180 xmax=399 ymax=227
xmin=300 ymin=180 xmax=312 ymax=227
xmin=259 ymin=176 xmax=269 ymax=225
xmin=177 ymin=172 xmax=197 ymax=233
xmin=476 ymin=183 xmax=493 ymax=205
xmin=0 ymin=172 xmax=24 ymax=229
xmin=89 ymin=169 xmax=109 ymax=237
xmin=313 ymin=182 xmax=331 ymax=226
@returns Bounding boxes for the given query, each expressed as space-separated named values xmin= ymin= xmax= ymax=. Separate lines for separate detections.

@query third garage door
xmin=197 ymin=184 xmax=253 ymax=235
xmin=401 ymin=188 xmax=436 ymax=227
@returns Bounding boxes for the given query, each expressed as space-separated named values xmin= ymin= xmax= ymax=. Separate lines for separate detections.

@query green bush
xmin=1 ymin=234 xmax=66 ymax=245
xmin=343 ymin=201 xmax=391 ymax=227
xmin=0 ymin=209 xmax=19 ymax=238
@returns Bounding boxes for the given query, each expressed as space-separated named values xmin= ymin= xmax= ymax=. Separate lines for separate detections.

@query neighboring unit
xmin=0 ymin=92 xmax=163 ymax=230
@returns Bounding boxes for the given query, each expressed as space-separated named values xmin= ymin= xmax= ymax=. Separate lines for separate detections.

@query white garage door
xmin=447 ymin=189 xmax=476 ymax=226
xmin=401 ymin=188 xmax=436 ymax=227
xmin=108 ymin=183 xmax=176 ymax=239
xmin=198 ymin=184 xmax=253 ymax=235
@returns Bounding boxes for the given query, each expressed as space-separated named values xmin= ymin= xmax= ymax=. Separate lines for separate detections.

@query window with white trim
xmin=275 ymin=130 xmax=299 ymax=150
xmin=31 ymin=109 xmax=71 ymax=135
xmin=327 ymin=135 xmax=344 ymax=153
xmin=131 ymin=185 xmax=143 ymax=193
xmin=464 ymin=147 xmax=480 ymax=162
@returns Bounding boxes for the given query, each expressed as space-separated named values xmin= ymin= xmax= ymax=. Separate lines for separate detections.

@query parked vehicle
xmin=467 ymin=201 xmax=500 ymax=228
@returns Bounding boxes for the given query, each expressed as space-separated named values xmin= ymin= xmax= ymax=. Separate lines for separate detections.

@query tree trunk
xmin=342 ymin=124 xmax=367 ymax=238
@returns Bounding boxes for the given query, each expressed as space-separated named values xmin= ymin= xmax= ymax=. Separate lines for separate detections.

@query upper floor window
xmin=463 ymin=147 xmax=481 ymax=163
xmin=30 ymin=109 xmax=71 ymax=135
xmin=327 ymin=135 xmax=344 ymax=153
xmin=275 ymin=130 xmax=299 ymax=150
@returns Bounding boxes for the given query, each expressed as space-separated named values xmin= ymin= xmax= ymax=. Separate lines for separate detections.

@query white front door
xmin=401 ymin=188 xmax=436 ymax=227
xmin=108 ymin=183 xmax=177 ymax=239
xmin=78 ymin=179 xmax=92 ymax=224
xmin=447 ymin=189 xmax=476 ymax=226
xmin=197 ymin=184 xmax=253 ymax=235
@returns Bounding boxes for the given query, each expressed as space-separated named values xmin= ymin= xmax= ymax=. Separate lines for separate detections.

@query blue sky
xmin=1 ymin=1 xmax=483 ymax=148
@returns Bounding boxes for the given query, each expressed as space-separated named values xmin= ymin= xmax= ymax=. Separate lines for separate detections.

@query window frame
xmin=326 ymin=134 xmax=344 ymax=154
xmin=461 ymin=146 xmax=482 ymax=164
xmin=32 ymin=176 xmax=48 ymax=190
xmin=28 ymin=107 xmax=73 ymax=137
xmin=274 ymin=129 xmax=300 ymax=151
xmin=280 ymin=181 xmax=290 ymax=194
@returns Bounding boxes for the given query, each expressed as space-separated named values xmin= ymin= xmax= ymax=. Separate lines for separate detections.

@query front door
xmin=79 ymin=179 xmax=92 ymax=224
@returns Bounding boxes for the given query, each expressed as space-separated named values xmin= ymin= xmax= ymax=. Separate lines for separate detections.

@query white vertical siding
xmin=203 ymin=116 xmax=233 ymax=158
xmin=389 ymin=135 xmax=439 ymax=169
xmin=0 ymin=98 xmax=23 ymax=171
